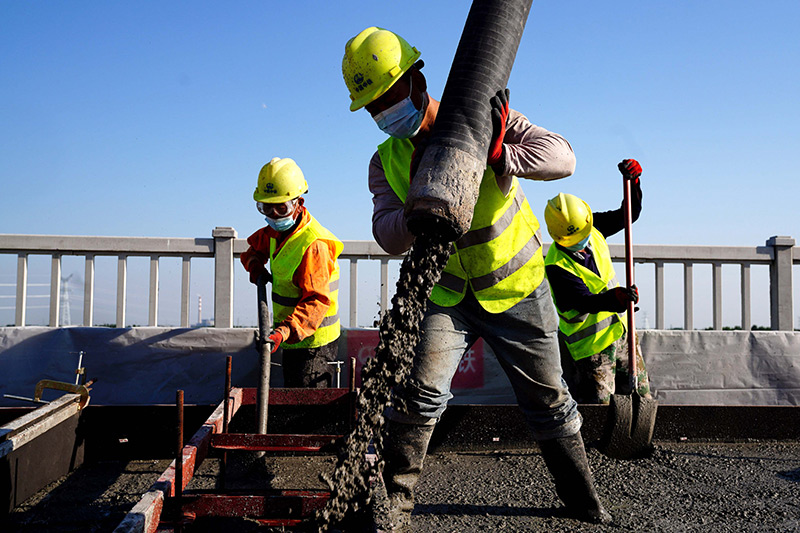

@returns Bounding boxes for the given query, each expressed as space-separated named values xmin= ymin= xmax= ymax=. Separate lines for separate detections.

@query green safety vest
xmin=378 ymin=136 xmax=545 ymax=314
xmin=269 ymin=215 xmax=342 ymax=349
xmin=544 ymin=227 xmax=626 ymax=360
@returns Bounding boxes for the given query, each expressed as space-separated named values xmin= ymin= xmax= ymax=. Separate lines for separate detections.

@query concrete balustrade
xmin=0 ymin=230 xmax=796 ymax=330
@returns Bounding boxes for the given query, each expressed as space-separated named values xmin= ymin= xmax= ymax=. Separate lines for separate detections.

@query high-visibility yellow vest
xmin=269 ymin=215 xmax=342 ymax=349
xmin=544 ymin=227 xmax=626 ymax=360
xmin=378 ymin=136 xmax=545 ymax=314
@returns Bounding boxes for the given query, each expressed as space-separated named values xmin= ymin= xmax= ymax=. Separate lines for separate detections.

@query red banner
xmin=346 ymin=329 xmax=484 ymax=389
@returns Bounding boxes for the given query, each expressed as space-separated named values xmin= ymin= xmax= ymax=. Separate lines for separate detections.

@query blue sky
xmin=1 ymin=1 xmax=799 ymax=328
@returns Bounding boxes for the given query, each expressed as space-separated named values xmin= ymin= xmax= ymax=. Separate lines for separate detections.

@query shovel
xmin=599 ymin=174 xmax=658 ymax=459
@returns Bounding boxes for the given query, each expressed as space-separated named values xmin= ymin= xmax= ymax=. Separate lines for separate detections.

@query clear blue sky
xmin=2 ymin=1 xmax=799 ymax=328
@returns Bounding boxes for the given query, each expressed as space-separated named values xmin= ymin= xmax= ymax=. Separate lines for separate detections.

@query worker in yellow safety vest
xmin=342 ymin=26 xmax=610 ymax=529
xmin=543 ymin=159 xmax=652 ymax=404
xmin=240 ymin=157 xmax=343 ymax=388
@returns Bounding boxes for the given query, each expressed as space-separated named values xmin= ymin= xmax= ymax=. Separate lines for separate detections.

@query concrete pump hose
xmin=405 ymin=0 xmax=533 ymax=241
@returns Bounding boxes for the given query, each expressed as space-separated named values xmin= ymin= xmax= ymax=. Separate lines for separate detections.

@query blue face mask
xmin=265 ymin=214 xmax=296 ymax=232
xmin=373 ymin=79 xmax=426 ymax=139
xmin=565 ymin=234 xmax=591 ymax=252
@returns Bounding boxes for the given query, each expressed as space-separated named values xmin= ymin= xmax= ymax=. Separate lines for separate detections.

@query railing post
xmin=767 ymin=235 xmax=795 ymax=331
xmin=117 ymin=256 xmax=127 ymax=328
xmin=149 ymin=255 xmax=159 ymax=327
xmin=180 ymin=256 xmax=191 ymax=328
xmin=84 ymin=254 xmax=95 ymax=326
xmin=712 ymin=262 xmax=723 ymax=330
xmin=741 ymin=263 xmax=751 ymax=331
xmin=655 ymin=261 xmax=664 ymax=329
xmin=15 ymin=253 xmax=28 ymax=327
xmin=213 ymin=227 xmax=237 ymax=328
xmin=349 ymin=259 xmax=358 ymax=328
xmin=683 ymin=263 xmax=693 ymax=330
xmin=49 ymin=255 xmax=62 ymax=327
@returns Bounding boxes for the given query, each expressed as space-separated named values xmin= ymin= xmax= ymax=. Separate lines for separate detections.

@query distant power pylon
xmin=60 ymin=274 xmax=74 ymax=326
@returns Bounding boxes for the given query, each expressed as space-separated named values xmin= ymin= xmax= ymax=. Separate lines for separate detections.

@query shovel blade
xmin=600 ymin=393 xmax=658 ymax=459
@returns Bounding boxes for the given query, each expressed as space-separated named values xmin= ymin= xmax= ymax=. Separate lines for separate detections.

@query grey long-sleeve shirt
xmin=368 ymin=107 xmax=576 ymax=255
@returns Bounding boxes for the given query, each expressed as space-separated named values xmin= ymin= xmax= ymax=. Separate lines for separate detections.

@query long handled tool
xmin=600 ymin=174 xmax=658 ymax=459
xmin=256 ymin=273 xmax=274 ymax=440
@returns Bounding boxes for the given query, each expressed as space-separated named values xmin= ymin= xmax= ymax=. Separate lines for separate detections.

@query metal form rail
xmin=115 ymin=357 xmax=358 ymax=532
xmin=1 ymin=390 xmax=89 ymax=514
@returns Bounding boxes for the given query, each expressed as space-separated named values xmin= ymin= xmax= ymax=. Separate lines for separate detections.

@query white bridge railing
xmin=0 ymin=229 xmax=796 ymax=330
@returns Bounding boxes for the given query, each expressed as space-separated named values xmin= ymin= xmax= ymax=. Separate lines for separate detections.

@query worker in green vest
xmin=241 ymin=157 xmax=343 ymax=388
xmin=342 ymin=27 xmax=610 ymax=529
xmin=543 ymin=159 xmax=652 ymax=404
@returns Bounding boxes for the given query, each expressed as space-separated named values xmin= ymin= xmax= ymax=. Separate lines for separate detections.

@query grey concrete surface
xmin=3 ymin=441 xmax=799 ymax=532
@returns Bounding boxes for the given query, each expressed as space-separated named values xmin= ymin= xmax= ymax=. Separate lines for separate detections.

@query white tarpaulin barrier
xmin=640 ymin=330 xmax=800 ymax=405
xmin=1 ymin=327 xmax=799 ymax=406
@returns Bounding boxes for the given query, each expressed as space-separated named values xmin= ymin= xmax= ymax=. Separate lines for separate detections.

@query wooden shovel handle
xmin=623 ymin=176 xmax=637 ymax=379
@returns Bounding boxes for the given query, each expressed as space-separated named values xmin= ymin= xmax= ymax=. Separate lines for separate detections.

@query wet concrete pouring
xmin=317 ymin=233 xmax=451 ymax=530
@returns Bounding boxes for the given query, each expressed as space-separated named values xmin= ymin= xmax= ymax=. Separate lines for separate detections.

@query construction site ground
xmin=3 ymin=439 xmax=799 ymax=532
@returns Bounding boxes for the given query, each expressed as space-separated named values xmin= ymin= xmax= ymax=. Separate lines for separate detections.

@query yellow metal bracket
xmin=34 ymin=379 xmax=93 ymax=410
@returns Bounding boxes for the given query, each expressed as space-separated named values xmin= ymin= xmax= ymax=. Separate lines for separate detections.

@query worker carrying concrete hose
xmin=544 ymin=160 xmax=653 ymax=404
xmin=240 ymin=157 xmax=343 ymax=388
xmin=342 ymin=26 xmax=611 ymax=528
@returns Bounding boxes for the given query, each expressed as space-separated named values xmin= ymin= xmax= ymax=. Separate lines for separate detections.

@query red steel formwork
xmin=114 ymin=357 xmax=358 ymax=532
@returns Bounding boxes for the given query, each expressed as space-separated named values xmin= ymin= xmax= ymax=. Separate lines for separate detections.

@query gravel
xmin=2 ymin=459 xmax=171 ymax=532
xmin=4 ymin=441 xmax=799 ymax=532
xmin=413 ymin=442 xmax=800 ymax=532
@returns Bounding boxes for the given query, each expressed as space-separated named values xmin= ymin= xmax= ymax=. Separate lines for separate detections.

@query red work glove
xmin=612 ymin=285 xmax=639 ymax=310
xmin=248 ymin=262 xmax=268 ymax=285
xmin=487 ymin=88 xmax=510 ymax=166
xmin=618 ymin=159 xmax=642 ymax=184
xmin=267 ymin=331 xmax=283 ymax=353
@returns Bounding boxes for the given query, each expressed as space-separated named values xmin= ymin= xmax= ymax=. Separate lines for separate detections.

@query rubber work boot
xmin=375 ymin=419 xmax=435 ymax=532
xmin=538 ymin=432 xmax=613 ymax=524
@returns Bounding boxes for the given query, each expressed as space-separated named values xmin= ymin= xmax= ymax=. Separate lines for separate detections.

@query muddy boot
xmin=538 ymin=432 xmax=612 ymax=524
xmin=375 ymin=419 xmax=435 ymax=532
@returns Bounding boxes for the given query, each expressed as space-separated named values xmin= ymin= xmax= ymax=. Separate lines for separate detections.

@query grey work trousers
xmin=389 ymin=279 xmax=582 ymax=440
xmin=281 ymin=339 xmax=339 ymax=388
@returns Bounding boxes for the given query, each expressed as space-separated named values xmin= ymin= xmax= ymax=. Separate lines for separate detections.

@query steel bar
xmin=350 ymin=356 xmax=357 ymax=429
xmin=175 ymin=390 xmax=183 ymax=500
xmin=221 ymin=356 xmax=232 ymax=489
xmin=174 ymin=491 xmax=329 ymax=520
xmin=241 ymin=387 xmax=351 ymax=406
xmin=256 ymin=275 xmax=271 ymax=437
xmin=210 ymin=433 xmax=340 ymax=452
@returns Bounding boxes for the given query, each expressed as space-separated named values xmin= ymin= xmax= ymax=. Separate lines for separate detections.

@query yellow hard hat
xmin=544 ymin=193 xmax=594 ymax=247
xmin=253 ymin=157 xmax=308 ymax=203
xmin=342 ymin=27 xmax=421 ymax=112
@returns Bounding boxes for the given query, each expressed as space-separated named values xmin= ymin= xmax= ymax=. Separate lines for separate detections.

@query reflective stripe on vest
xmin=543 ymin=227 xmax=626 ymax=360
xmin=269 ymin=214 xmax=343 ymax=349
xmin=378 ymin=136 xmax=545 ymax=314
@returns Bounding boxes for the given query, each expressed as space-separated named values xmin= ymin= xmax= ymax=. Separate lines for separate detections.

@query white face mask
xmin=372 ymin=79 xmax=426 ymax=139
xmin=264 ymin=214 xmax=296 ymax=232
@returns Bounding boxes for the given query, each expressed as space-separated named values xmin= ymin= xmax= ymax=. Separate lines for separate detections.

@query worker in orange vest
xmin=241 ymin=157 xmax=343 ymax=388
